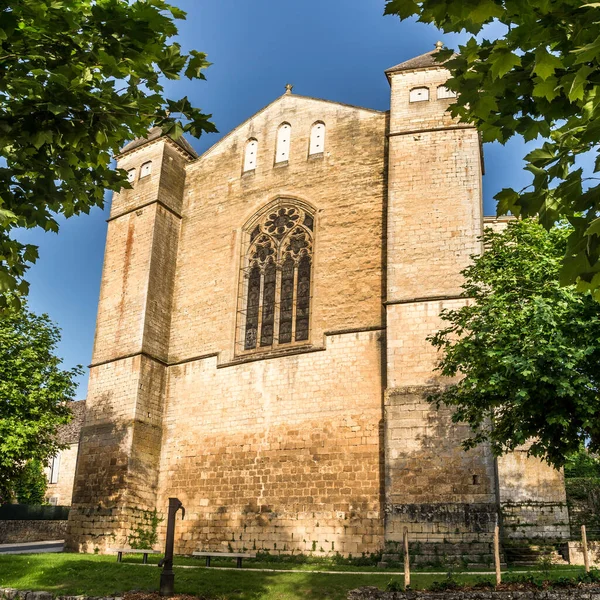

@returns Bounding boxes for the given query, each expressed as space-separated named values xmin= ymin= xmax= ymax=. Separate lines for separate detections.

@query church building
xmin=65 ymin=46 xmax=569 ymax=561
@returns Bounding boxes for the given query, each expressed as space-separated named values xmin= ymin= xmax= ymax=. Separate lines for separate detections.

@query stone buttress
xmin=383 ymin=48 xmax=568 ymax=564
xmin=65 ymin=132 xmax=194 ymax=552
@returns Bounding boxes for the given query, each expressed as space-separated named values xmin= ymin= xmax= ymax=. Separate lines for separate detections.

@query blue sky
xmin=18 ymin=0 xmax=538 ymax=397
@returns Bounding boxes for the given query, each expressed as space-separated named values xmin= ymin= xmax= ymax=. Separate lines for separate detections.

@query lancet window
xmin=309 ymin=122 xmax=325 ymax=155
xmin=238 ymin=201 xmax=314 ymax=353
xmin=275 ymin=123 xmax=291 ymax=163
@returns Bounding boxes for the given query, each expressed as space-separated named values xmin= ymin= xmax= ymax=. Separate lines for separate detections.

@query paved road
xmin=0 ymin=540 xmax=64 ymax=554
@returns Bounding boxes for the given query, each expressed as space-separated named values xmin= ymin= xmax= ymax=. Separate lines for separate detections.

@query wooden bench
xmin=111 ymin=548 xmax=161 ymax=564
xmin=192 ymin=551 xmax=256 ymax=568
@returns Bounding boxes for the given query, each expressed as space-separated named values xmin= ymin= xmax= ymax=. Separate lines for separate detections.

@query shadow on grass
xmin=1 ymin=553 xmax=587 ymax=599
xmin=0 ymin=553 xmax=397 ymax=600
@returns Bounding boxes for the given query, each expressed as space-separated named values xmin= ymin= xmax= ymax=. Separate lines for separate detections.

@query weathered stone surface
xmin=65 ymin=51 xmax=568 ymax=557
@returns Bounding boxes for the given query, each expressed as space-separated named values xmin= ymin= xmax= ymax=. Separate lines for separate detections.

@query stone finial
xmin=285 ymin=83 xmax=294 ymax=95
xmin=435 ymin=41 xmax=444 ymax=49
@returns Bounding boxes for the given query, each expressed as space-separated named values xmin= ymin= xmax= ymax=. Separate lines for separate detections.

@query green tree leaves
xmin=0 ymin=301 xmax=82 ymax=504
xmin=427 ymin=220 xmax=600 ymax=468
xmin=0 ymin=0 xmax=217 ymax=307
xmin=385 ymin=0 xmax=600 ymax=298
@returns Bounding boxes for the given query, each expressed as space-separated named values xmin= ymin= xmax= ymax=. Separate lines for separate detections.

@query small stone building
xmin=66 ymin=47 xmax=569 ymax=560
xmin=45 ymin=400 xmax=86 ymax=506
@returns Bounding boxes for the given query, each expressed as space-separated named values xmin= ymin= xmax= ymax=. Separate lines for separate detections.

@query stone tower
xmin=66 ymin=131 xmax=196 ymax=551
xmin=383 ymin=45 xmax=568 ymax=559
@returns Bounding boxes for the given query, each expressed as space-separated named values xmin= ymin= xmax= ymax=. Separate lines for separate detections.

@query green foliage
xmin=384 ymin=0 xmax=600 ymax=299
xmin=427 ymin=219 xmax=600 ymax=468
xmin=0 ymin=0 xmax=217 ymax=306
xmin=385 ymin=578 xmax=403 ymax=592
xmin=127 ymin=509 xmax=162 ymax=550
xmin=13 ymin=459 xmax=47 ymax=505
xmin=565 ymin=447 xmax=600 ymax=479
xmin=0 ymin=301 xmax=82 ymax=504
xmin=429 ymin=569 xmax=460 ymax=591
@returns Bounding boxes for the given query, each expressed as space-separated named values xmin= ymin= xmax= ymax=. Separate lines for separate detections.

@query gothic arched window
xmin=238 ymin=201 xmax=314 ymax=353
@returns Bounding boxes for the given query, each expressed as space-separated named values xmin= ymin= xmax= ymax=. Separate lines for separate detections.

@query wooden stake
xmin=403 ymin=527 xmax=410 ymax=589
xmin=582 ymin=525 xmax=590 ymax=573
xmin=494 ymin=524 xmax=502 ymax=586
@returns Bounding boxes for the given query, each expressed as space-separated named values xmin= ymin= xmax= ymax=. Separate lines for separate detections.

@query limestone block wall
xmin=386 ymin=126 xmax=483 ymax=302
xmin=45 ymin=443 xmax=79 ymax=506
xmin=384 ymin=64 xmax=494 ymax=558
xmin=498 ymin=450 xmax=570 ymax=540
xmin=156 ymin=330 xmax=385 ymax=556
xmin=67 ymin=137 xmax=188 ymax=553
xmin=384 ymin=386 xmax=497 ymax=545
xmin=0 ymin=520 xmax=68 ymax=544
xmin=168 ymin=93 xmax=388 ymax=365
xmin=66 ymin=355 xmax=167 ymax=553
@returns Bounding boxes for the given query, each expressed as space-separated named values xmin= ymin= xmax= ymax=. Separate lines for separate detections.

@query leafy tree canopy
xmin=564 ymin=446 xmax=600 ymax=479
xmin=0 ymin=301 xmax=82 ymax=504
xmin=428 ymin=219 xmax=600 ymax=469
xmin=13 ymin=459 xmax=48 ymax=505
xmin=0 ymin=0 xmax=216 ymax=307
xmin=385 ymin=0 xmax=600 ymax=299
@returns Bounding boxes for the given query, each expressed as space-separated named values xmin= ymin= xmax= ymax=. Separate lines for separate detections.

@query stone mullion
xmin=255 ymin=268 xmax=265 ymax=348
xmin=290 ymin=260 xmax=299 ymax=342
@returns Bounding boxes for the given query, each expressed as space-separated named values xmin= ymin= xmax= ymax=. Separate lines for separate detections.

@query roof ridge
xmin=385 ymin=46 xmax=451 ymax=77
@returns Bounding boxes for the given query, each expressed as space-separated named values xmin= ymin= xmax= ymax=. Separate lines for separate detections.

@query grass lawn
xmin=0 ymin=554 xmax=592 ymax=600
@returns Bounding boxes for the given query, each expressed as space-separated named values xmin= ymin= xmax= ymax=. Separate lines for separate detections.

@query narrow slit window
xmin=437 ymin=85 xmax=456 ymax=99
xmin=309 ymin=122 xmax=325 ymax=155
xmin=49 ymin=453 xmax=61 ymax=484
xmin=140 ymin=161 xmax=152 ymax=178
xmin=244 ymin=138 xmax=258 ymax=172
xmin=238 ymin=202 xmax=314 ymax=353
xmin=409 ymin=87 xmax=430 ymax=102
xmin=275 ymin=123 xmax=291 ymax=163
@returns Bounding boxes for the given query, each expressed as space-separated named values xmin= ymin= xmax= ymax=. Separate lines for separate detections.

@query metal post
xmin=159 ymin=498 xmax=185 ymax=596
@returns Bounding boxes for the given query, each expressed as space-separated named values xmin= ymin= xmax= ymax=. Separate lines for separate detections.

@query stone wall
xmin=384 ymin=387 xmax=497 ymax=551
xmin=168 ymin=93 xmax=387 ymax=364
xmin=497 ymin=450 xmax=570 ymax=541
xmin=568 ymin=541 xmax=600 ymax=567
xmin=44 ymin=443 xmax=79 ymax=507
xmin=0 ymin=521 xmax=67 ymax=544
xmin=348 ymin=587 xmax=600 ymax=600
xmin=156 ymin=329 xmax=385 ymax=556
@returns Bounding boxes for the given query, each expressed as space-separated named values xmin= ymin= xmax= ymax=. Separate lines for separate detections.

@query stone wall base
xmin=0 ymin=521 xmax=67 ymax=544
xmin=348 ymin=586 xmax=600 ymax=599
xmin=380 ymin=540 xmax=494 ymax=568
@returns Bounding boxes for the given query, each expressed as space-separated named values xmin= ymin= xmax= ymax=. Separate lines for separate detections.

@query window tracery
xmin=239 ymin=201 xmax=314 ymax=353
